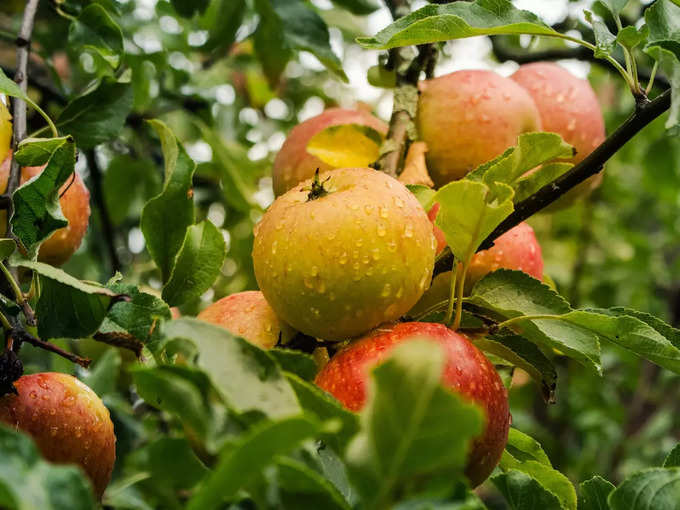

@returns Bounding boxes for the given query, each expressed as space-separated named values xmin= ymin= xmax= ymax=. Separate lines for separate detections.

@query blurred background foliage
xmin=1 ymin=0 xmax=679 ymax=504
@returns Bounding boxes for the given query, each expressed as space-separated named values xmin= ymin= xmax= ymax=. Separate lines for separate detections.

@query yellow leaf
xmin=0 ymin=99 xmax=12 ymax=164
xmin=398 ymin=141 xmax=433 ymax=187
xmin=307 ymin=123 xmax=382 ymax=168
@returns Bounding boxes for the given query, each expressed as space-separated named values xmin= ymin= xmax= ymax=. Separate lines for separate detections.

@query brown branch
xmin=434 ymin=88 xmax=672 ymax=276
xmin=93 ymin=331 xmax=144 ymax=358
xmin=11 ymin=329 xmax=91 ymax=368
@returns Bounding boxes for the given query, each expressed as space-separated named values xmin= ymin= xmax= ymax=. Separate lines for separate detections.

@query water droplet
xmin=387 ymin=241 xmax=397 ymax=252
xmin=348 ymin=203 xmax=359 ymax=211
xmin=377 ymin=224 xmax=387 ymax=237
xmin=304 ymin=277 xmax=314 ymax=289
xmin=49 ymin=409 xmax=56 ymax=416
xmin=480 ymin=114 xmax=490 ymax=123
xmin=396 ymin=286 xmax=404 ymax=298
xmin=355 ymin=239 xmax=364 ymax=248
xmin=567 ymin=119 xmax=576 ymax=131
xmin=310 ymin=266 xmax=319 ymax=277
xmin=310 ymin=307 xmax=321 ymax=318
xmin=364 ymin=204 xmax=374 ymax=215
xmin=379 ymin=207 xmax=389 ymax=219
xmin=394 ymin=198 xmax=404 ymax=208
xmin=317 ymin=280 xmax=326 ymax=294
xmin=29 ymin=391 xmax=37 ymax=399
xmin=75 ymin=426 xmax=82 ymax=438
xmin=339 ymin=252 xmax=347 ymax=265
xmin=556 ymin=93 xmax=565 ymax=103
xmin=404 ymin=223 xmax=414 ymax=238
xmin=381 ymin=284 xmax=392 ymax=298
xmin=326 ymin=232 xmax=336 ymax=241
xmin=271 ymin=240 xmax=278 ymax=255
xmin=265 ymin=324 xmax=272 ymax=332
xmin=371 ymin=248 xmax=380 ymax=261
xmin=50 ymin=426 xmax=58 ymax=437
xmin=275 ymin=222 xmax=283 ymax=230
xmin=353 ymin=262 xmax=360 ymax=271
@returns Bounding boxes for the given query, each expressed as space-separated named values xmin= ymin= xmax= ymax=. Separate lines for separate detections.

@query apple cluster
xmin=197 ymin=62 xmax=605 ymax=486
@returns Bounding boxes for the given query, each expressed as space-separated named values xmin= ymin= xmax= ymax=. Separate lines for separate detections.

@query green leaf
xmin=140 ymin=119 xmax=196 ymax=282
xmin=406 ymin=184 xmax=436 ymax=210
xmin=608 ymin=468 xmax=680 ymax=510
xmin=132 ymin=365 xmax=215 ymax=440
xmin=55 ymin=77 xmax=133 ymax=150
xmin=331 ymin=0 xmax=379 ymax=15
xmin=0 ymin=69 xmax=55 ymax=135
xmin=105 ymin=280 xmax=172 ymax=343
xmin=585 ymin=10 xmax=617 ymax=59
xmin=186 ymin=415 xmax=321 ymax=510
xmin=14 ymin=260 xmax=117 ymax=339
xmin=276 ymin=457 xmax=351 ymax=510
xmin=103 ymin=155 xmax=160 ymax=226
xmin=499 ymin=450 xmax=577 ymax=510
xmin=172 ymin=0 xmax=209 ymax=17
xmin=505 ymin=428 xmax=552 ymax=467
xmin=285 ymin=372 xmax=360 ymax=452
xmin=271 ymin=349 xmax=318 ymax=381
xmin=665 ymin=444 xmax=680 ymax=467
xmin=11 ymin=137 xmax=75 ymax=253
xmin=357 ymin=0 xmax=559 ymax=50
xmin=148 ymin=438 xmax=209 ymax=490
xmin=163 ymin=318 xmax=301 ymax=418
xmin=162 ymin=220 xmax=226 ymax=307
xmin=492 ymin=469 xmax=563 ymax=510
xmin=433 ymin=179 xmax=514 ymax=263
xmin=616 ymin=25 xmax=649 ymax=51
xmin=68 ymin=4 xmax=124 ymax=68
xmin=0 ymin=239 xmax=15 ymax=259
xmin=514 ymin=162 xmax=573 ymax=203
xmin=579 ymin=476 xmax=615 ymax=510
xmin=593 ymin=0 xmax=630 ymax=17
xmin=253 ymin=0 xmax=347 ymax=83
xmin=200 ymin=0 xmax=245 ymax=52
xmin=307 ymin=124 xmax=383 ymax=168
xmin=0 ymin=425 xmax=97 ymax=510
xmin=471 ymin=334 xmax=557 ymax=403
xmin=345 ymin=340 xmax=483 ymax=508
xmin=469 ymin=270 xmax=602 ymax=373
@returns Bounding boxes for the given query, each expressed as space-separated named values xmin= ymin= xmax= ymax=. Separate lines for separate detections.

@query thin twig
xmin=93 ymin=331 xmax=144 ymax=358
xmin=11 ymin=329 xmax=91 ymax=368
xmin=434 ymin=88 xmax=672 ymax=275
xmin=85 ymin=150 xmax=121 ymax=273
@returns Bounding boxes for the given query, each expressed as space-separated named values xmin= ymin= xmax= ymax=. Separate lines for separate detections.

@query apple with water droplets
xmin=0 ymin=372 xmax=116 ymax=499
xmin=511 ymin=62 xmax=606 ymax=207
xmin=0 ymin=153 xmax=91 ymax=266
xmin=417 ymin=70 xmax=542 ymax=186
xmin=315 ymin=321 xmax=510 ymax=486
xmin=272 ymin=107 xmax=387 ymax=196
xmin=198 ymin=290 xmax=296 ymax=349
xmin=253 ymin=167 xmax=436 ymax=341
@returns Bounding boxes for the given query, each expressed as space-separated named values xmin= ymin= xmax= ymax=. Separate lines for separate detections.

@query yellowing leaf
xmin=307 ymin=123 xmax=382 ymax=168
xmin=398 ymin=141 xmax=434 ymax=187
xmin=0 ymin=99 xmax=12 ymax=164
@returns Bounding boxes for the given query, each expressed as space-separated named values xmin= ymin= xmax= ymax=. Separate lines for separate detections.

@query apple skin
xmin=417 ymin=70 xmax=542 ymax=186
xmin=511 ymin=62 xmax=606 ymax=206
xmin=0 ymin=372 xmax=116 ymax=499
xmin=0 ymin=99 xmax=11 ymax=165
xmin=272 ymin=108 xmax=388 ymax=196
xmin=0 ymin=154 xmax=91 ymax=266
xmin=253 ymin=167 xmax=436 ymax=341
xmin=315 ymin=321 xmax=510 ymax=486
xmin=197 ymin=290 xmax=296 ymax=349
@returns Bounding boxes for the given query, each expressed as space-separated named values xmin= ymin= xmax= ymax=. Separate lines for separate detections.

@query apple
xmin=253 ymin=167 xmax=436 ymax=341
xmin=197 ymin=290 xmax=296 ymax=349
xmin=0 ymin=372 xmax=116 ymax=499
xmin=511 ymin=62 xmax=606 ymax=206
xmin=315 ymin=321 xmax=510 ymax=486
xmin=272 ymin=108 xmax=388 ymax=196
xmin=417 ymin=70 xmax=542 ymax=186
xmin=0 ymin=154 xmax=91 ymax=266
xmin=0 ymin=99 xmax=11 ymax=165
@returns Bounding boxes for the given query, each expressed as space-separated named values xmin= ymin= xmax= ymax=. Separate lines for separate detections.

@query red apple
xmin=197 ymin=290 xmax=295 ymax=349
xmin=0 ymin=372 xmax=116 ymax=499
xmin=511 ymin=62 xmax=606 ymax=206
xmin=272 ymin=108 xmax=388 ymax=196
xmin=315 ymin=321 xmax=510 ymax=486
xmin=417 ymin=70 xmax=542 ymax=186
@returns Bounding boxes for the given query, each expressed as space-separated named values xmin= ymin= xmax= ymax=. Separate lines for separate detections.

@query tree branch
xmin=11 ymin=329 xmax=91 ymax=368
xmin=434 ymin=88 xmax=672 ymax=275
xmin=93 ymin=331 xmax=144 ymax=358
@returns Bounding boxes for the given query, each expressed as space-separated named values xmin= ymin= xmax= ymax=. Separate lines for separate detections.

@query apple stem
xmin=444 ymin=259 xmax=458 ymax=326
xmin=451 ymin=261 xmax=468 ymax=331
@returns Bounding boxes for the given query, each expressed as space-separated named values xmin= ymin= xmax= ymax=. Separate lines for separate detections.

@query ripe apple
xmin=417 ymin=70 xmax=542 ymax=186
xmin=272 ymin=108 xmax=388 ymax=196
xmin=0 ymin=154 xmax=91 ymax=266
xmin=0 ymin=372 xmax=116 ymax=499
xmin=253 ymin=167 xmax=436 ymax=341
xmin=511 ymin=62 xmax=606 ymax=206
xmin=197 ymin=290 xmax=296 ymax=349
xmin=315 ymin=321 xmax=510 ymax=486
xmin=0 ymin=99 xmax=11 ymax=165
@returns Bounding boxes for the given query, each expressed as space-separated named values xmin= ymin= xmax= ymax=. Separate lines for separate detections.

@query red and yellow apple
xmin=417 ymin=70 xmax=542 ymax=186
xmin=272 ymin=108 xmax=387 ymax=196
xmin=0 ymin=372 xmax=116 ymax=499
xmin=253 ymin=167 xmax=436 ymax=340
xmin=315 ymin=321 xmax=510 ymax=486
xmin=511 ymin=62 xmax=606 ymax=205
xmin=0 ymin=154 xmax=91 ymax=266
xmin=197 ymin=290 xmax=295 ymax=349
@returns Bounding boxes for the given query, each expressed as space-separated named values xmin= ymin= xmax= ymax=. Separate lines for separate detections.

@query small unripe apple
xmin=197 ymin=290 xmax=296 ymax=349
xmin=315 ymin=321 xmax=510 ymax=486
xmin=0 ymin=154 xmax=91 ymax=266
xmin=0 ymin=372 xmax=116 ymax=499
xmin=511 ymin=62 xmax=606 ymax=206
xmin=417 ymin=70 xmax=542 ymax=186
xmin=272 ymin=108 xmax=388 ymax=196
xmin=253 ymin=167 xmax=436 ymax=341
